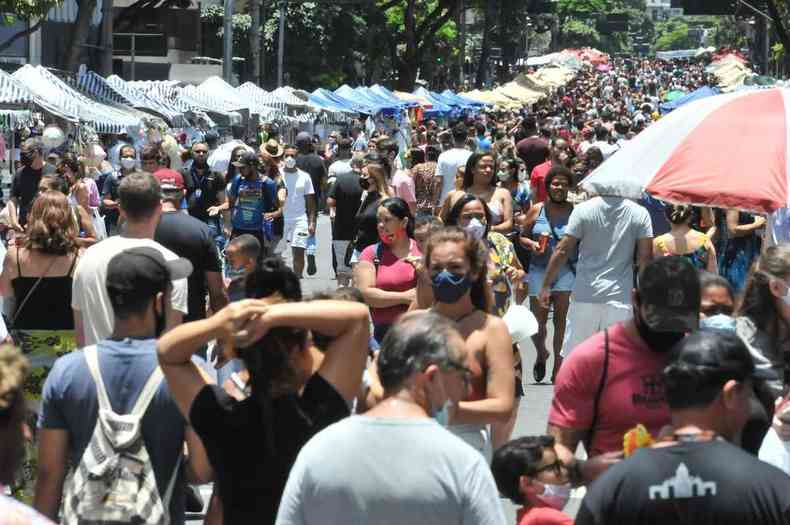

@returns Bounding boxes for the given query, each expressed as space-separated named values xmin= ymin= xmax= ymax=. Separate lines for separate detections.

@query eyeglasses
xmin=700 ymin=304 xmax=734 ymax=317
xmin=528 ymin=458 xmax=566 ymax=478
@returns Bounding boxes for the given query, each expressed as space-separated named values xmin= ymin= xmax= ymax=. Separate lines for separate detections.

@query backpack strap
xmin=583 ymin=328 xmax=610 ymax=452
xmin=130 ymin=365 xmax=164 ymax=417
xmin=84 ymin=345 xmax=114 ymax=412
xmin=162 ymin=454 xmax=183 ymax=511
xmin=373 ymin=242 xmax=383 ymax=274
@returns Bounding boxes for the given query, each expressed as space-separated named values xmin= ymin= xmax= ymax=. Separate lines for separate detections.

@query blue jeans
xmin=207 ymin=217 xmax=226 ymax=255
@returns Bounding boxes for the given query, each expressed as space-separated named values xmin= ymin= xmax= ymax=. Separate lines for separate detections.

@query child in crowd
xmin=491 ymin=436 xmax=574 ymax=525
xmin=224 ymin=234 xmax=261 ymax=302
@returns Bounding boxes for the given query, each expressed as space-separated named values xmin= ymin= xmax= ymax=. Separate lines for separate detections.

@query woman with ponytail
xmin=652 ymin=204 xmax=717 ymax=273
xmin=736 ymin=244 xmax=790 ymax=454
xmin=157 ymin=258 xmax=370 ymax=525
xmin=420 ymin=226 xmax=514 ymax=461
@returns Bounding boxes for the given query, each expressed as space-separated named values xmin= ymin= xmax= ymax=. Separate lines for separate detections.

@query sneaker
xmin=307 ymin=254 xmax=317 ymax=276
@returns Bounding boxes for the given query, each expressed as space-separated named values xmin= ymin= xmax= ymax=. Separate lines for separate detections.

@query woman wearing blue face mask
xmin=445 ymin=194 xmax=524 ymax=450
xmin=422 ymin=226 xmax=515 ymax=461
xmin=736 ymin=244 xmax=790 ymax=454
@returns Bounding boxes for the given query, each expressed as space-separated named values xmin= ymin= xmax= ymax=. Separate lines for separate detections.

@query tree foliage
xmin=653 ymin=20 xmax=695 ymax=51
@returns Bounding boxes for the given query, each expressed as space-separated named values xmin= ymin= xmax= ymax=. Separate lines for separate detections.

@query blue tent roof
xmin=308 ymin=90 xmax=358 ymax=114
xmin=370 ymin=85 xmax=419 ymax=109
xmin=315 ymin=87 xmax=376 ymax=115
xmin=659 ymin=86 xmax=720 ymax=114
xmin=335 ymin=85 xmax=396 ymax=116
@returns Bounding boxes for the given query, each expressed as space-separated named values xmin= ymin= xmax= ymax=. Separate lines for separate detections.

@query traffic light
xmin=670 ymin=0 xmax=738 ymax=15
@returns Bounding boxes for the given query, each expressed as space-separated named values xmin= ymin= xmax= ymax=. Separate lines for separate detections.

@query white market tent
xmin=14 ymin=65 xmax=140 ymax=133
xmin=0 ymin=68 xmax=78 ymax=125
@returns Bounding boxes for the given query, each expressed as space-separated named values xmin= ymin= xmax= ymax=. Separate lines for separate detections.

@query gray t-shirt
xmin=565 ymin=196 xmax=653 ymax=306
xmin=38 ymin=339 xmax=203 ymax=525
xmin=275 ymin=416 xmax=506 ymax=525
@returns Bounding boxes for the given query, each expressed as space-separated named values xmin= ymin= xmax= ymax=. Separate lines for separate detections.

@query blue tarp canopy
xmin=442 ymin=89 xmax=487 ymax=107
xmin=335 ymin=85 xmax=393 ymax=116
xmin=370 ymin=85 xmax=419 ymax=109
xmin=659 ymin=85 xmax=720 ymax=114
xmin=414 ymin=87 xmax=470 ymax=116
xmin=308 ymin=89 xmax=359 ymax=114
xmin=355 ymin=86 xmax=410 ymax=115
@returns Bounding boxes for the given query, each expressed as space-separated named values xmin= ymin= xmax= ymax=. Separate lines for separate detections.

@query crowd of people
xmin=2 ymin=54 xmax=790 ymax=525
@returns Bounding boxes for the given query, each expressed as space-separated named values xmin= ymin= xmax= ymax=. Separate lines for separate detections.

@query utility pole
xmin=459 ymin=0 xmax=465 ymax=89
xmin=223 ymin=0 xmax=235 ymax=83
xmin=277 ymin=0 xmax=286 ymax=87
xmin=100 ymin=0 xmax=114 ymax=76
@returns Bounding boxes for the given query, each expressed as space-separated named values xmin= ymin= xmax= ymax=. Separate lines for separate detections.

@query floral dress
xmin=411 ymin=161 xmax=438 ymax=216
xmin=485 ymin=232 xmax=523 ymax=396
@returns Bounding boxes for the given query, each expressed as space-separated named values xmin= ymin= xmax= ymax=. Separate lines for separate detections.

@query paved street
xmin=190 ymin=214 xmax=578 ymax=523
xmin=290 ymin=214 xmax=582 ymax=520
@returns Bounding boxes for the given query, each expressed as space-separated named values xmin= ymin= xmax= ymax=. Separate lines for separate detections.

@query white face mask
xmin=464 ymin=218 xmax=486 ymax=241
xmin=535 ymin=482 xmax=572 ymax=510
xmin=284 ymin=157 xmax=296 ymax=170
xmin=120 ymin=157 xmax=136 ymax=170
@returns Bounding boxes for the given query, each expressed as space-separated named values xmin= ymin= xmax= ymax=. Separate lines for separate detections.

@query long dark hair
xmin=445 ymin=193 xmax=491 ymax=239
xmin=738 ymin=244 xmax=790 ymax=339
xmin=225 ymin=145 xmax=249 ymax=180
xmin=378 ymin=197 xmax=415 ymax=239
xmin=424 ymin=226 xmax=492 ymax=313
xmin=463 ymin=152 xmax=496 ymax=190
xmin=239 ymin=257 xmax=307 ymax=460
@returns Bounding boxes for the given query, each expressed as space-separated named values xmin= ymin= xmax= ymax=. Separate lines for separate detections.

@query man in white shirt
xmin=71 ymin=172 xmax=188 ymax=347
xmin=276 ymin=311 xmax=506 ymax=525
xmin=590 ymin=125 xmax=620 ymax=160
xmin=281 ymin=144 xmax=317 ymax=278
xmin=435 ymin=123 xmax=472 ymax=208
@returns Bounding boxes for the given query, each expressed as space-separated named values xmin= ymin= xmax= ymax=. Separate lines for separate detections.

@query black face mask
xmin=20 ymin=152 xmax=33 ymax=166
xmin=633 ymin=305 xmax=685 ymax=353
xmin=359 ymin=177 xmax=370 ymax=190
xmin=154 ymin=299 xmax=167 ymax=338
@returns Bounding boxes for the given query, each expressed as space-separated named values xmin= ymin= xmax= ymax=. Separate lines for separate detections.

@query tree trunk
xmin=475 ymin=0 xmax=496 ymax=88
xmin=395 ymin=59 xmax=419 ymax=91
xmin=249 ymin=0 xmax=261 ymax=84
xmin=64 ymin=0 xmax=98 ymax=71
xmin=99 ymin=0 xmax=114 ymax=75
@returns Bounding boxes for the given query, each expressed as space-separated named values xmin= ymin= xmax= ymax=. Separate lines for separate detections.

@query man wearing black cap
xmin=156 ymin=182 xmax=227 ymax=323
xmin=35 ymin=247 xmax=212 ymax=523
xmin=222 ymin=151 xmax=276 ymax=250
xmin=577 ymin=330 xmax=790 ymax=525
xmin=548 ymin=257 xmax=700 ymax=459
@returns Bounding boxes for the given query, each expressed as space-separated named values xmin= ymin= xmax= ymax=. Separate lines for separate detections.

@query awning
xmin=14 ymin=65 xmax=139 ymax=133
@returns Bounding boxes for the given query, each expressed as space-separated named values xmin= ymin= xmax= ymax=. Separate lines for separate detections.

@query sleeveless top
xmin=655 ymin=234 xmax=708 ymax=271
xmin=488 ymin=198 xmax=504 ymax=225
xmin=11 ymin=250 xmax=77 ymax=330
xmin=531 ymin=204 xmax=575 ymax=269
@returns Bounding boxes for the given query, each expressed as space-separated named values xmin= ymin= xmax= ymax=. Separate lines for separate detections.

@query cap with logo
xmin=153 ymin=169 xmax=185 ymax=192
xmin=106 ymin=246 xmax=193 ymax=308
xmin=638 ymin=256 xmax=700 ymax=333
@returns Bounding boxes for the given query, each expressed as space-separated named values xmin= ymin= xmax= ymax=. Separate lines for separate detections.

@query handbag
xmin=91 ymin=208 xmax=108 ymax=241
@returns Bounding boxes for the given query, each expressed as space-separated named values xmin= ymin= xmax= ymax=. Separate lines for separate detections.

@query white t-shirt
xmin=71 ymin=236 xmax=189 ymax=346
xmin=282 ymin=168 xmax=315 ymax=222
xmin=436 ymin=148 xmax=472 ymax=203
xmin=276 ymin=416 xmax=505 ymax=525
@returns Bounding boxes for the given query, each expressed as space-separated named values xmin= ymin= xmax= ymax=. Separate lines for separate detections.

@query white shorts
xmin=561 ymin=300 xmax=632 ymax=358
xmin=333 ymin=239 xmax=352 ymax=277
xmin=284 ymin=218 xmax=309 ymax=250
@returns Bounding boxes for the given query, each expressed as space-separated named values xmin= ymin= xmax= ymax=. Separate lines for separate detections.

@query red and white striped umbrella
xmin=581 ymin=88 xmax=789 ymax=213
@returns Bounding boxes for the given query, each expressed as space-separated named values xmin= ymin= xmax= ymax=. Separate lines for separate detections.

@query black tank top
xmin=11 ymin=249 xmax=77 ymax=330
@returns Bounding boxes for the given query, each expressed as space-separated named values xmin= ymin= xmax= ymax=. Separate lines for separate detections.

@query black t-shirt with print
xmin=577 ymin=439 xmax=790 ymax=525
xmin=190 ymin=373 xmax=349 ymax=525
xmin=183 ymin=166 xmax=226 ymax=223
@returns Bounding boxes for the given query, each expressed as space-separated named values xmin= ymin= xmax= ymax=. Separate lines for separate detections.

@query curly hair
xmin=0 ymin=345 xmax=28 ymax=418
xmin=423 ymin=225 xmax=492 ymax=313
xmin=22 ymin=190 xmax=78 ymax=255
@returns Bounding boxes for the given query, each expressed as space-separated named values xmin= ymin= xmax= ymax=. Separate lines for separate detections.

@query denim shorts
xmin=528 ymin=266 xmax=575 ymax=296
